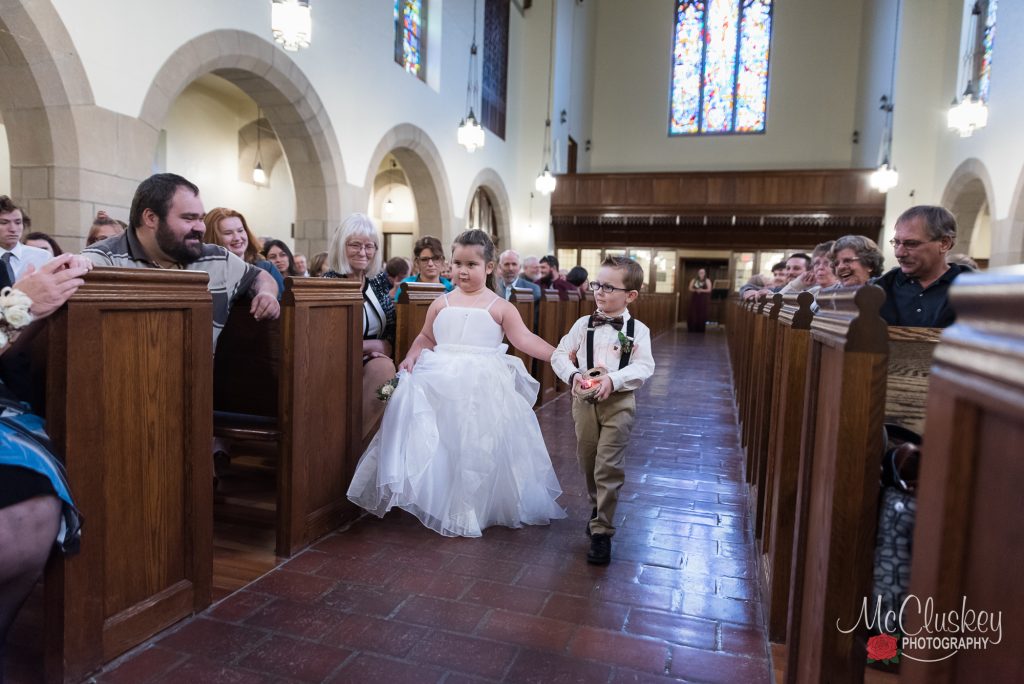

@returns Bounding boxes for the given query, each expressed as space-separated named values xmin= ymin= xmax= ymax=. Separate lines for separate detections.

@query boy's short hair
xmin=601 ymin=255 xmax=644 ymax=292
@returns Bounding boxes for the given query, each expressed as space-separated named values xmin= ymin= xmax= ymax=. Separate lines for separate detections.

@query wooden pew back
xmin=43 ymin=269 xmax=213 ymax=683
xmin=509 ymin=287 xmax=536 ymax=369
xmin=786 ymin=285 xmax=889 ymax=684
xmin=395 ymin=282 xmax=447 ymax=362
xmin=902 ymin=267 xmax=1024 ymax=682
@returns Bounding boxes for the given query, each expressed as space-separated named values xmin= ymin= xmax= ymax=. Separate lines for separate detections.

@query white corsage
xmin=0 ymin=286 xmax=34 ymax=348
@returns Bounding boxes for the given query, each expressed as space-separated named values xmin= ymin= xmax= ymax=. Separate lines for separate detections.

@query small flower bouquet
xmin=376 ymin=375 xmax=399 ymax=402
xmin=0 ymin=286 xmax=34 ymax=349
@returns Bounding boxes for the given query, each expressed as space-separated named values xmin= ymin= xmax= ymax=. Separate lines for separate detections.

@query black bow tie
xmin=589 ymin=313 xmax=624 ymax=331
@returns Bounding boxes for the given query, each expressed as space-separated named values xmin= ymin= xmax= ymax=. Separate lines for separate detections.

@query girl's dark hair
xmin=452 ymin=229 xmax=495 ymax=263
xmin=452 ymin=229 xmax=496 ymax=290
xmin=24 ymin=232 xmax=63 ymax=256
xmin=262 ymin=239 xmax=299 ymax=276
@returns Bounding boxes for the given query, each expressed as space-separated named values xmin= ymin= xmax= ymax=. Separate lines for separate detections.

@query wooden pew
xmin=509 ymin=287 xmax=536 ymax=371
xmin=902 ymin=267 xmax=1024 ymax=682
xmin=760 ymin=291 xmax=815 ymax=643
xmin=785 ymin=285 xmax=889 ymax=684
xmin=536 ymin=289 xmax=564 ymax=405
xmin=213 ymin=277 xmax=364 ymax=556
xmin=394 ymin=281 xmax=447 ymax=362
xmin=885 ymin=326 xmax=942 ymax=434
xmin=42 ymin=269 xmax=213 ymax=683
xmin=749 ymin=294 xmax=783 ymax=529
xmin=741 ymin=295 xmax=771 ymax=460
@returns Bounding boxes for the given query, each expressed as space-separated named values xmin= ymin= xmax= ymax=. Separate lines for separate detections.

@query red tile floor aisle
xmin=99 ymin=327 xmax=772 ymax=683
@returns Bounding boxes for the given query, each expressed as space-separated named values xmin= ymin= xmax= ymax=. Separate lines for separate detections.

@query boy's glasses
xmin=588 ymin=281 xmax=632 ymax=294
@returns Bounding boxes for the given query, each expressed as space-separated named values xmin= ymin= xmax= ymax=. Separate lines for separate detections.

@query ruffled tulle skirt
xmin=347 ymin=344 xmax=566 ymax=537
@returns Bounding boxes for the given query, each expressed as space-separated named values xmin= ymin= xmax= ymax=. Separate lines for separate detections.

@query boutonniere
xmin=617 ymin=330 xmax=634 ymax=355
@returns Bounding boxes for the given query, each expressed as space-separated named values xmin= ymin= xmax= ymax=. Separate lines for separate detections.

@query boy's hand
xmin=571 ymin=373 xmax=588 ymax=399
xmin=592 ymin=375 xmax=614 ymax=402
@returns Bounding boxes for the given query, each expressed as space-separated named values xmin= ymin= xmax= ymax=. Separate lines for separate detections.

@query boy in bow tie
xmin=551 ymin=256 xmax=655 ymax=565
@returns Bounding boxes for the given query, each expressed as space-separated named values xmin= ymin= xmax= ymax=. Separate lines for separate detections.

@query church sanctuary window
xmin=481 ymin=0 xmax=510 ymax=139
xmin=975 ymin=0 xmax=998 ymax=102
xmin=395 ymin=0 xmax=427 ymax=80
xmin=669 ymin=0 xmax=773 ymax=135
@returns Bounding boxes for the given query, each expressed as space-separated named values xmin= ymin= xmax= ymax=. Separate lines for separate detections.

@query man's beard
xmin=156 ymin=219 xmax=204 ymax=264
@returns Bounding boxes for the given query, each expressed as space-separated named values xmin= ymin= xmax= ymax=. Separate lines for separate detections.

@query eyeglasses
xmin=346 ymin=242 xmax=377 ymax=253
xmin=834 ymin=257 xmax=862 ymax=268
xmin=889 ymin=238 xmax=938 ymax=251
xmin=588 ymin=280 xmax=632 ymax=294
xmin=417 ymin=255 xmax=443 ymax=264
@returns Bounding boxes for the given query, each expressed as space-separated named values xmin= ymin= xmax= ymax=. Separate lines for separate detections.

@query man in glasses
xmin=875 ymin=205 xmax=970 ymax=328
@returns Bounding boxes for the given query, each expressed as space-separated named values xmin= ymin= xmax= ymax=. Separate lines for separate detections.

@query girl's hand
xmin=398 ymin=352 xmax=418 ymax=373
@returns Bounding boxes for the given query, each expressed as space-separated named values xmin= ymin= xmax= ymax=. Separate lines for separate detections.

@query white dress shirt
xmin=551 ymin=308 xmax=655 ymax=393
xmin=1 ymin=242 xmax=53 ymax=280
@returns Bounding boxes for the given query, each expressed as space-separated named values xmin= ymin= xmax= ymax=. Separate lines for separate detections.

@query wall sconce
xmin=585 ymin=139 xmax=591 ymax=152
xmin=559 ymin=109 xmax=567 ymax=124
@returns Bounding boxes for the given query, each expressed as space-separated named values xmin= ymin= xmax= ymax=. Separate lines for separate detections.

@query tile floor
xmin=97 ymin=327 xmax=772 ymax=683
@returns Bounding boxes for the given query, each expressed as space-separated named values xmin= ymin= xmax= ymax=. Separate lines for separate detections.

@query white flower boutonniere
xmin=0 ymin=286 xmax=34 ymax=348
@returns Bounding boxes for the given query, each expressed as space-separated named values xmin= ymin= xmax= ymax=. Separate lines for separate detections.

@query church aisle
xmin=99 ymin=327 xmax=772 ymax=683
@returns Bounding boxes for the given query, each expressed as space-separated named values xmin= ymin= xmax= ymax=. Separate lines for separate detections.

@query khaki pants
xmin=572 ymin=391 xmax=636 ymax=536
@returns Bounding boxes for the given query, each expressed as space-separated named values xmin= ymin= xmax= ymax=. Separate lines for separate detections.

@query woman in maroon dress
xmin=687 ymin=268 xmax=712 ymax=333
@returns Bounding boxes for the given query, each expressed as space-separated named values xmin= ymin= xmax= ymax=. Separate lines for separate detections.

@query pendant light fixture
xmin=947 ymin=1 xmax=989 ymax=137
xmin=252 ymin=107 xmax=268 ymax=186
xmin=457 ymin=0 xmax=485 ymax=152
xmin=271 ymin=0 xmax=312 ymax=52
xmin=535 ymin=0 xmax=557 ymax=196
xmin=870 ymin=0 xmax=900 ymax=194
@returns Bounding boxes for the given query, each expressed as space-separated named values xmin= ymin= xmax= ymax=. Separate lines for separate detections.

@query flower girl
xmin=347 ymin=229 xmax=565 ymax=536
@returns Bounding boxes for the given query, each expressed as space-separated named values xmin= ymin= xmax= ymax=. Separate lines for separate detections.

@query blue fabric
xmin=255 ymin=259 xmax=285 ymax=298
xmin=1 ymin=401 xmax=82 ymax=554
xmin=393 ymin=275 xmax=454 ymax=301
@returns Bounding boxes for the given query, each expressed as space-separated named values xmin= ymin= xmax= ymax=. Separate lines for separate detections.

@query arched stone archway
xmin=463 ymin=168 xmax=512 ymax=249
xmin=0 ymin=0 xmax=93 ymax=245
xmin=362 ymin=124 xmax=454 ymax=245
xmin=940 ymin=158 xmax=996 ymax=259
xmin=999 ymin=166 xmax=1024 ymax=266
xmin=137 ymin=30 xmax=345 ymax=254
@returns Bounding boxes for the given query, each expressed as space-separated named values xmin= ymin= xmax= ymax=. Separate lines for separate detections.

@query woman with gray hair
xmin=829 ymin=234 xmax=885 ymax=288
xmin=323 ymin=213 xmax=396 ymax=440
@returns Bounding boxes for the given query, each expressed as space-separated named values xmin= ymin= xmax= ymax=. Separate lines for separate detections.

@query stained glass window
xmin=976 ymin=0 xmax=997 ymax=102
xmin=669 ymin=0 xmax=773 ymax=136
xmin=394 ymin=0 xmax=427 ymax=80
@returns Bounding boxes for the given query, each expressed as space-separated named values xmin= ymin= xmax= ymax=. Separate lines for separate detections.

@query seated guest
xmin=322 ymin=213 xmax=396 ymax=440
xmin=830 ymin=234 xmax=885 ymax=287
xmin=86 ymin=212 xmax=126 ymax=246
xmin=770 ymin=261 xmax=787 ymax=288
xmin=875 ymin=205 xmax=968 ymax=328
xmin=566 ymin=265 xmax=589 ymax=297
xmin=294 ymin=253 xmax=309 ymax=276
xmin=384 ymin=256 xmax=411 ymax=300
xmin=308 ymin=251 xmax=329 ymax=278
xmin=23 ymin=232 xmax=63 ymax=256
xmin=495 ymin=249 xmax=541 ymax=302
xmin=780 ymin=242 xmax=837 ymax=294
xmin=82 ymin=173 xmax=280 ymax=344
xmin=537 ymin=255 xmax=575 ymax=298
xmin=394 ymin=235 xmax=454 ymax=300
xmin=263 ymin=239 xmax=300 ymax=278
xmin=1 ymin=254 xmax=91 ymax=674
xmin=1 ymin=197 xmax=52 ymax=289
xmin=521 ymin=255 xmax=541 ymax=282
xmin=743 ymin=253 xmax=810 ymax=300
xmin=203 ymin=207 xmax=285 ymax=296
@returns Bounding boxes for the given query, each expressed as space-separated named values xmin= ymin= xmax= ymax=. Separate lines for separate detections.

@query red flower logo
xmin=866 ymin=633 xmax=900 ymax=663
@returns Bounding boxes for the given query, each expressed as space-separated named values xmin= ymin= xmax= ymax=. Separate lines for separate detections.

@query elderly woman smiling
xmin=323 ymin=213 xmax=396 ymax=440
xmin=829 ymin=234 xmax=885 ymax=288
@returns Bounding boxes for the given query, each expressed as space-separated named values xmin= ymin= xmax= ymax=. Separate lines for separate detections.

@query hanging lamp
xmin=457 ymin=0 xmax=485 ymax=152
xmin=252 ymin=108 xmax=269 ymax=186
xmin=870 ymin=0 xmax=901 ymax=195
xmin=535 ymin=1 xmax=557 ymax=195
xmin=271 ymin=0 xmax=312 ymax=52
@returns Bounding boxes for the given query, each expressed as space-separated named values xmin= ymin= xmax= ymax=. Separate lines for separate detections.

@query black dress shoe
xmin=585 ymin=507 xmax=597 ymax=538
xmin=587 ymin=534 xmax=611 ymax=565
